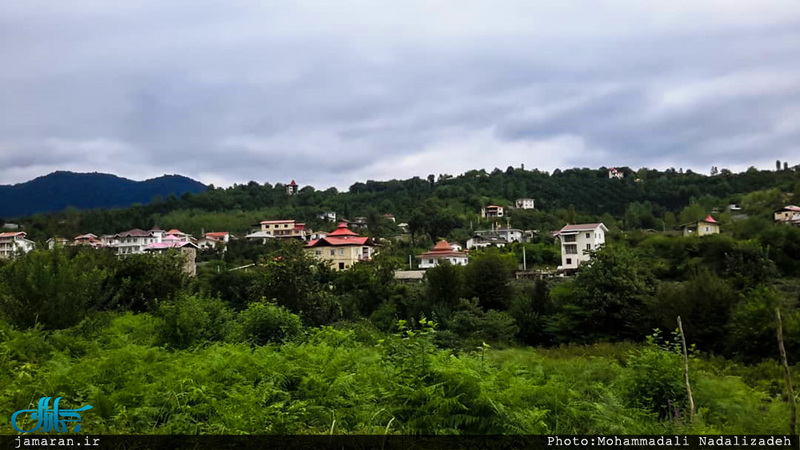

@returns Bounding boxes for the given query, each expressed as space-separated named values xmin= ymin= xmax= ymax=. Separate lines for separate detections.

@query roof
xmin=143 ymin=241 xmax=198 ymax=251
xmin=777 ymin=205 xmax=800 ymax=212
xmin=394 ymin=270 xmax=425 ymax=280
xmin=260 ymin=220 xmax=296 ymax=224
xmin=702 ymin=215 xmax=718 ymax=224
xmin=0 ymin=231 xmax=26 ymax=238
xmin=308 ymin=236 xmax=371 ymax=247
xmin=74 ymin=233 xmax=98 ymax=240
xmin=245 ymin=231 xmax=276 ymax=239
xmin=555 ymin=223 xmax=608 ymax=234
xmin=116 ymin=228 xmax=152 ymax=237
xmin=418 ymin=240 xmax=469 ymax=259
xmin=166 ymin=229 xmax=186 ymax=235
xmin=289 ymin=180 xmax=297 ymax=186
xmin=205 ymin=232 xmax=229 ymax=238
xmin=485 ymin=205 xmax=503 ymax=209
xmin=327 ymin=222 xmax=359 ymax=237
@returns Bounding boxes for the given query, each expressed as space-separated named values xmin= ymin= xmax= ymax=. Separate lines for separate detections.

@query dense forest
xmin=1 ymin=164 xmax=799 ymax=435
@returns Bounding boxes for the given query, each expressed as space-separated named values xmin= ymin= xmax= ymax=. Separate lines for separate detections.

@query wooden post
xmin=677 ymin=316 xmax=695 ymax=421
xmin=776 ymin=308 xmax=797 ymax=435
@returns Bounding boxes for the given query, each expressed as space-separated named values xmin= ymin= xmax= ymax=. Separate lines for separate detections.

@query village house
xmin=681 ymin=215 xmax=721 ymax=237
xmin=0 ymin=231 xmax=35 ymax=259
xmin=258 ymin=220 xmax=309 ymax=240
xmin=286 ymin=180 xmax=299 ymax=196
xmin=109 ymin=228 xmax=163 ymax=255
xmin=418 ymin=240 xmax=469 ymax=269
xmin=553 ymin=223 xmax=608 ymax=271
xmin=1 ymin=223 xmax=20 ymax=230
xmin=774 ymin=206 xmax=800 ymax=225
xmin=197 ymin=232 xmax=231 ymax=250
xmin=318 ymin=211 xmax=337 ymax=222
xmin=515 ymin=198 xmax=535 ymax=209
xmin=383 ymin=214 xmax=396 ymax=223
xmin=467 ymin=232 xmax=508 ymax=249
xmin=481 ymin=205 xmax=504 ymax=218
xmin=608 ymin=168 xmax=624 ymax=179
xmin=306 ymin=222 xmax=376 ymax=270
xmin=73 ymin=233 xmax=104 ymax=247
xmin=47 ymin=237 xmax=70 ymax=249
xmin=143 ymin=240 xmax=199 ymax=275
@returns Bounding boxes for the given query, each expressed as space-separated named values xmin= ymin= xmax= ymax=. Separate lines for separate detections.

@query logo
xmin=11 ymin=397 xmax=92 ymax=433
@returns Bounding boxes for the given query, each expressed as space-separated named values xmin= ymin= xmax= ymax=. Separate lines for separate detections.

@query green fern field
xmin=1 ymin=314 xmax=794 ymax=435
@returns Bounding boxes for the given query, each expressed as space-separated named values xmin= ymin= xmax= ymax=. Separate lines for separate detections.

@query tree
xmin=425 ymin=260 xmax=465 ymax=315
xmin=777 ymin=160 xmax=782 ymax=171
xmin=104 ymin=252 xmax=188 ymax=313
xmin=464 ymin=248 xmax=517 ymax=311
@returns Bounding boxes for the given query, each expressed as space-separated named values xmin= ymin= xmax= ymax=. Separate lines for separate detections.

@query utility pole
xmin=523 ymin=246 xmax=527 ymax=271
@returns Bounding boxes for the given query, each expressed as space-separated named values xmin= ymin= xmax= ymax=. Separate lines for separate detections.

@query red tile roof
xmin=0 ymin=231 xmax=25 ymax=238
xmin=702 ymin=215 xmax=718 ymax=223
xmin=116 ymin=228 xmax=152 ymax=237
xmin=289 ymin=180 xmax=297 ymax=186
xmin=327 ymin=222 xmax=359 ymax=237
xmin=418 ymin=240 xmax=468 ymax=259
xmin=205 ymin=232 xmax=229 ymax=238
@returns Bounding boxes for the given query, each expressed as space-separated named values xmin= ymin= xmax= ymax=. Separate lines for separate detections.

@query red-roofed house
xmin=286 ymin=180 xmax=299 ymax=196
xmin=553 ymin=223 xmax=608 ymax=271
xmin=774 ymin=205 xmax=800 ymax=225
xmin=0 ymin=231 xmax=35 ymax=259
xmin=681 ymin=215 xmax=720 ymax=237
xmin=305 ymin=222 xmax=376 ymax=270
xmin=198 ymin=231 xmax=232 ymax=250
xmin=418 ymin=240 xmax=469 ymax=269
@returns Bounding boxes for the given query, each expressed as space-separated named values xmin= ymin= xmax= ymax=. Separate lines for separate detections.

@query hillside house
xmin=467 ymin=232 xmax=508 ymax=249
xmin=774 ymin=206 xmax=800 ymax=225
xmin=110 ymin=228 xmax=163 ymax=255
xmin=143 ymin=240 xmax=198 ymax=276
xmin=197 ymin=232 xmax=231 ymax=250
xmin=418 ymin=240 xmax=469 ymax=269
xmin=286 ymin=180 xmax=299 ymax=196
xmin=74 ymin=233 xmax=104 ymax=247
xmin=481 ymin=205 xmax=504 ymax=218
xmin=515 ymin=198 xmax=535 ymax=209
xmin=258 ymin=220 xmax=309 ymax=240
xmin=681 ymin=215 xmax=720 ymax=237
xmin=318 ymin=211 xmax=337 ymax=222
xmin=608 ymin=168 xmax=624 ymax=179
xmin=554 ymin=223 xmax=608 ymax=271
xmin=306 ymin=222 xmax=375 ymax=271
xmin=0 ymin=232 xmax=35 ymax=258
xmin=47 ymin=237 xmax=69 ymax=249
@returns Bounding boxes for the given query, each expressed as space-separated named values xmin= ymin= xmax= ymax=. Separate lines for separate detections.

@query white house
xmin=318 ymin=211 xmax=337 ymax=222
xmin=481 ymin=205 xmax=504 ymax=218
xmin=197 ymin=232 xmax=231 ymax=250
xmin=418 ymin=240 xmax=469 ymax=269
xmin=467 ymin=233 xmax=507 ymax=250
xmin=553 ymin=223 xmax=608 ymax=271
xmin=0 ymin=232 xmax=35 ymax=258
xmin=515 ymin=198 xmax=535 ymax=209
xmin=608 ymin=168 xmax=624 ymax=179
xmin=110 ymin=228 xmax=163 ymax=255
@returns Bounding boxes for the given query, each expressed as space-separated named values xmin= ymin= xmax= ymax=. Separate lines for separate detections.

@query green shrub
xmin=156 ymin=295 xmax=234 ymax=349
xmin=623 ymin=331 xmax=689 ymax=420
xmin=233 ymin=300 xmax=303 ymax=346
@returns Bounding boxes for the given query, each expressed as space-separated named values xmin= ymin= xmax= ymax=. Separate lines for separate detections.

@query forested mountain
xmin=9 ymin=165 xmax=800 ymax=243
xmin=0 ymin=171 xmax=206 ymax=218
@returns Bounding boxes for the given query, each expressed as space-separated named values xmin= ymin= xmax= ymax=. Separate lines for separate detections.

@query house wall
xmin=419 ymin=256 xmax=468 ymax=269
xmin=558 ymin=228 xmax=604 ymax=270
xmin=309 ymin=245 xmax=373 ymax=270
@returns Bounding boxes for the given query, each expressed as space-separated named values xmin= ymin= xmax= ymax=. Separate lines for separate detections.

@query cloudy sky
xmin=2 ymin=1 xmax=799 ymax=189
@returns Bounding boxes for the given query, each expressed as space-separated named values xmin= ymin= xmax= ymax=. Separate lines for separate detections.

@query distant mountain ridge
xmin=0 ymin=171 xmax=206 ymax=218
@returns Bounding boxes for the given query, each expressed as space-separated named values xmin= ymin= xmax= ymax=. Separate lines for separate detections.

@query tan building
xmin=681 ymin=215 xmax=720 ymax=237
xmin=306 ymin=222 xmax=376 ymax=270
xmin=481 ymin=205 xmax=504 ymax=218
xmin=774 ymin=206 xmax=800 ymax=224
xmin=259 ymin=220 xmax=308 ymax=240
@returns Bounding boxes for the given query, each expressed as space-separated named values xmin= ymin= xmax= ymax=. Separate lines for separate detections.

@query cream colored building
xmin=306 ymin=222 xmax=376 ymax=270
xmin=259 ymin=220 xmax=308 ymax=240
xmin=681 ymin=215 xmax=720 ymax=237
xmin=553 ymin=223 xmax=608 ymax=271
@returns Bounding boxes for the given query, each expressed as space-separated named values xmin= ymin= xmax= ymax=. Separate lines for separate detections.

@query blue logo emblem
xmin=11 ymin=397 xmax=92 ymax=433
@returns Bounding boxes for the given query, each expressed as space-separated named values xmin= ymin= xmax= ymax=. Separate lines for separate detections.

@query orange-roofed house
xmin=681 ymin=215 xmax=720 ymax=237
xmin=0 ymin=232 xmax=35 ymax=259
xmin=418 ymin=240 xmax=469 ymax=269
xmin=305 ymin=222 xmax=376 ymax=270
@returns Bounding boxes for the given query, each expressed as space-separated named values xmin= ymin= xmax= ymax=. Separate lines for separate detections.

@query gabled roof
xmin=555 ymin=223 xmax=608 ymax=234
xmin=0 ymin=231 xmax=26 ymax=238
xmin=288 ymin=180 xmax=297 ymax=186
xmin=776 ymin=205 xmax=800 ymax=212
xmin=245 ymin=231 xmax=276 ymax=239
xmin=116 ymin=228 xmax=152 ymax=237
xmin=74 ymin=233 xmax=98 ymax=240
xmin=143 ymin=241 xmax=198 ymax=251
xmin=260 ymin=219 xmax=296 ymax=224
xmin=418 ymin=240 xmax=468 ymax=259
xmin=701 ymin=215 xmax=717 ymax=224
xmin=205 ymin=232 xmax=229 ymax=238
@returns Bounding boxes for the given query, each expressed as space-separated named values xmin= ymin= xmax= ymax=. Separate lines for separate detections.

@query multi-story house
xmin=467 ymin=232 xmax=508 ymax=249
xmin=681 ymin=215 xmax=720 ymax=237
xmin=47 ymin=237 xmax=69 ymax=249
xmin=774 ymin=206 xmax=800 ymax=225
xmin=110 ymin=229 xmax=163 ymax=255
xmin=515 ymin=198 xmax=535 ymax=209
xmin=306 ymin=222 xmax=376 ymax=271
xmin=554 ymin=223 xmax=607 ymax=271
xmin=608 ymin=168 xmax=624 ymax=179
xmin=0 ymin=232 xmax=35 ymax=258
xmin=197 ymin=232 xmax=231 ymax=250
xmin=259 ymin=220 xmax=308 ymax=240
xmin=286 ymin=180 xmax=299 ymax=196
xmin=481 ymin=205 xmax=504 ymax=218
xmin=73 ymin=233 xmax=104 ymax=247
xmin=143 ymin=240 xmax=199 ymax=275
xmin=418 ymin=240 xmax=469 ymax=269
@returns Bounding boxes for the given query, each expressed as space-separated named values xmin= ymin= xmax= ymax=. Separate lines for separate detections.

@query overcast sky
xmin=1 ymin=1 xmax=799 ymax=189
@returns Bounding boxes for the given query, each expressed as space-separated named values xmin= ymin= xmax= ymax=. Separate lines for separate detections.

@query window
xmin=586 ymin=233 xmax=590 ymax=238
xmin=705 ymin=227 xmax=709 ymax=232
xmin=315 ymin=250 xmax=322 ymax=256
xmin=338 ymin=263 xmax=345 ymax=270
xmin=338 ymin=248 xmax=344 ymax=255
xmin=563 ymin=234 xmax=576 ymax=243
xmin=586 ymin=243 xmax=591 ymax=250
xmin=330 ymin=249 xmax=335 ymax=256
xmin=428 ymin=259 xmax=434 ymax=264
xmin=564 ymin=244 xmax=578 ymax=255
xmin=566 ymin=258 xmax=572 ymax=265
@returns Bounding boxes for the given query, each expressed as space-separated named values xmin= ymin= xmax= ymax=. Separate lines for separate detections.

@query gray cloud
xmin=1 ymin=1 xmax=800 ymax=189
